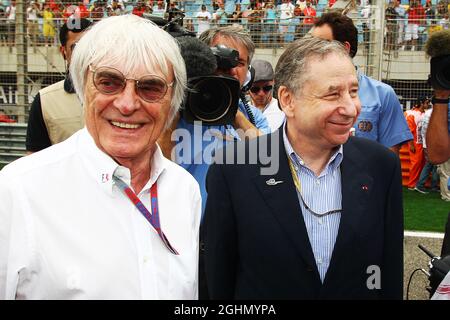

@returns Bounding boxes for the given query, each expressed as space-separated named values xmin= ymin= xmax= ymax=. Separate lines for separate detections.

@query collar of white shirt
xmin=77 ymin=128 xmax=167 ymax=196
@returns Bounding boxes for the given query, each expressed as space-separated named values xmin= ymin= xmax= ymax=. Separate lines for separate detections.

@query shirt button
xmin=316 ymin=180 xmax=320 ymax=185
xmin=143 ymin=256 xmax=149 ymax=264
xmin=317 ymin=258 xmax=323 ymax=264
xmin=318 ymin=218 xmax=323 ymax=225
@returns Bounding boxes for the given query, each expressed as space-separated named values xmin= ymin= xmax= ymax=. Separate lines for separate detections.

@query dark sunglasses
xmin=250 ymin=85 xmax=273 ymax=94
xmin=89 ymin=65 xmax=173 ymax=102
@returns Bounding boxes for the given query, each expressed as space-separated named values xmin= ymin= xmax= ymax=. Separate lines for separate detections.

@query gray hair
xmin=274 ymin=36 xmax=351 ymax=98
xmin=70 ymin=15 xmax=187 ymax=127
xmin=199 ymin=25 xmax=255 ymax=63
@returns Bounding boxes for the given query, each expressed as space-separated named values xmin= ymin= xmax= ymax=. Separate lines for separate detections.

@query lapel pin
xmin=362 ymin=185 xmax=369 ymax=191
xmin=266 ymin=178 xmax=284 ymax=186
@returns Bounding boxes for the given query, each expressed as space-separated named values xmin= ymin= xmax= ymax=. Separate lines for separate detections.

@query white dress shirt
xmin=0 ymin=128 xmax=201 ymax=300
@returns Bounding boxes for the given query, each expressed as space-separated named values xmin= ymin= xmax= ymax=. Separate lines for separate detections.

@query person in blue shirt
xmin=158 ymin=25 xmax=270 ymax=216
xmin=311 ymin=12 xmax=413 ymax=154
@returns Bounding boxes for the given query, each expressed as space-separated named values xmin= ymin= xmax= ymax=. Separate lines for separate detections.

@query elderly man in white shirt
xmin=0 ymin=15 xmax=201 ymax=300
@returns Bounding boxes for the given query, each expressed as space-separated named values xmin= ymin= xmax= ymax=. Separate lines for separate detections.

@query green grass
xmin=403 ymin=187 xmax=450 ymax=232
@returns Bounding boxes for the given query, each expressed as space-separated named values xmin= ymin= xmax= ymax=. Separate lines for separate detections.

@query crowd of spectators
xmin=0 ymin=0 xmax=449 ymax=47
xmin=385 ymin=0 xmax=450 ymax=51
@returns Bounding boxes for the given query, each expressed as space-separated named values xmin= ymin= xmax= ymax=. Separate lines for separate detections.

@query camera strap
xmin=240 ymin=93 xmax=256 ymax=126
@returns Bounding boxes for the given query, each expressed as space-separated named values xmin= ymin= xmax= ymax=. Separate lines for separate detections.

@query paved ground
xmin=404 ymin=234 xmax=444 ymax=300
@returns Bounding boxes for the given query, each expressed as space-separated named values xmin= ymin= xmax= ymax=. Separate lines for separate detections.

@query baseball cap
xmin=252 ymin=59 xmax=274 ymax=82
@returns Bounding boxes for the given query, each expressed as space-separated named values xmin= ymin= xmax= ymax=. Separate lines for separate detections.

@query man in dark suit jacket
xmin=202 ymin=36 xmax=404 ymax=300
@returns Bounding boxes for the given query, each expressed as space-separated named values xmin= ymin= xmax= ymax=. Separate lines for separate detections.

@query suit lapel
xmin=324 ymin=138 xmax=374 ymax=284
xmin=252 ymin=130 xmax=319 ymax=279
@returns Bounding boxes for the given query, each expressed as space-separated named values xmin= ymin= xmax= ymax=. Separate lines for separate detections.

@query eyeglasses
xmin=89 ymin=65 xmax=173 ymax=102
xmin=250 ymin=85 xmax=273 ymax=94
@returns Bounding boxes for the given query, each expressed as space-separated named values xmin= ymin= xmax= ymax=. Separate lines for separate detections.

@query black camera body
xmin=418 ymin=244 xmax=450 ymax=298
xmin=427 ymin=255 xmax=450 ymax=297
xmin=211 ymin=45 xmax=239 ymax=70
xmin=182 ymin=45 xmax=241 ymax=125
xmin=429 ymin=55 xmax=450 ymax=90
xmin=182 ymin=75 xmax=240 ymax=125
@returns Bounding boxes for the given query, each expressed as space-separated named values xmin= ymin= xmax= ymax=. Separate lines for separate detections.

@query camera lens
xmin=188 ymin=78 xmax=232 ymax=122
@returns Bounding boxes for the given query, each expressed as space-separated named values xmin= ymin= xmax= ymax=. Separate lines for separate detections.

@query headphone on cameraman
xmin=241 ymin=65 xmax=255 ymax=93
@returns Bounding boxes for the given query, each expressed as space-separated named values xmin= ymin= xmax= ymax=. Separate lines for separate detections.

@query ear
xmin=343 ymin=41 xmax=351 ymax=55
xmin=277 ymin=86 xmax=295 ymax=118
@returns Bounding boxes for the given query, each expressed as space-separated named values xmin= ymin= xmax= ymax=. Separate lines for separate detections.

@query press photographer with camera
xmin=424 ymin=29 xmax=450 ymax=300
xmin=198 ymin=26 xmax=270 ymax=139
xmin=158 ymin=25 xmax=270 ymax=215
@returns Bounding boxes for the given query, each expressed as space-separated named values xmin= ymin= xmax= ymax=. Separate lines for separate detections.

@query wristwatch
xmin=431 ymin=96 xmax=450 ymax=104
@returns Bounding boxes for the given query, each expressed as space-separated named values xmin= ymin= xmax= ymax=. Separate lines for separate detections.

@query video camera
xmin=418 ymin=244 xmax=450 ymax=298
xmin=429 ymin=56 xmax=450 ymax=90
xmin=426 ymin=30 xmax=450 ymax=90
xmin=183 ymin=44 xmax=241 ymax=125
xmin=145 ymin=15 xmax=241 ymax=125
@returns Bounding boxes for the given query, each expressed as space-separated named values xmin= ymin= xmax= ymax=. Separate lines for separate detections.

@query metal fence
xmin=0 ymin=1 xmax=444 ymax=122
xmin=0 ymin=123 xmax=27 ymax=165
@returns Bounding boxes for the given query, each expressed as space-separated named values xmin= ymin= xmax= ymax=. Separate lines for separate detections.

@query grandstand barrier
xmin=0 ymin=123 xmax=27 ymax=165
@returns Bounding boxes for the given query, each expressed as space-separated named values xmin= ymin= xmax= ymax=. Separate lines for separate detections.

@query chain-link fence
xmin=0 ymin=0 xmax=444 ymax=123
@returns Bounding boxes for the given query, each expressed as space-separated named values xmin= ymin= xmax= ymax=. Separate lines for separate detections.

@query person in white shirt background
xmin=248 ymin=59 xmax=285 ymax=132
xmin=196 ymin=4 xmax=212 ymax=36
xmin=0 ymin=14 xmax=201 ymax=300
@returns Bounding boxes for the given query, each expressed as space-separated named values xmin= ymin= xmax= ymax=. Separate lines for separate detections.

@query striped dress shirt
xmin=283 ymin=124 xmax=343 ymax=282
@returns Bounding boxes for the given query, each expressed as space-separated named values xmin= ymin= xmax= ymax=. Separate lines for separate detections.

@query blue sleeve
xmin=249 ymin=105 xmax=271 ymax=135
xmin=378 ymin=86 xmax=413 ymax=147
xmin=238 ymin=100 xmax=271 ymax=135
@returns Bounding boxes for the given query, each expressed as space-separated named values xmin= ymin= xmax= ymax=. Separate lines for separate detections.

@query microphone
xmin=177 ymin=36 xmax=217 ymax=79
xmin=425 ymin=30 xmax=450 ymax=90
xmin=425 ymin=29 xmax=450 ymax=58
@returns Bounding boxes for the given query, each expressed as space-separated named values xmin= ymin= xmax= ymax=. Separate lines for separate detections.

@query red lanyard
xmin=113 ymin=175 xmax=179 ymax=255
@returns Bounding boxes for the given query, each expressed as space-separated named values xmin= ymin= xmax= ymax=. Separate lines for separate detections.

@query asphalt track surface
xmin=404 ymin=232 xmax=444 ymax=300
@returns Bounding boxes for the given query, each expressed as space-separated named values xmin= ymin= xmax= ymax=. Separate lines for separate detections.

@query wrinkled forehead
xmin=92 ymin=55 xmax=172 ymax=80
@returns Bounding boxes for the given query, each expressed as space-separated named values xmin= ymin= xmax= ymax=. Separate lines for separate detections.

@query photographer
xmin=425 ymin=29 xmax=450 ymax=300
xmin=425 ymin=29 xmax=450 ymax=164
xmin=159 ymin=25 xmax=270 ymax=215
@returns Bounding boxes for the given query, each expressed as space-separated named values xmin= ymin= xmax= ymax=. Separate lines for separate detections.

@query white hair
xmin=70 ymin=15 xmax=187 ymax=127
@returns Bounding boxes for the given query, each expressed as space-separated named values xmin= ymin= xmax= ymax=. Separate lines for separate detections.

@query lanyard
xmin=287 ymin=157 xmax=342 ymax=217
xmin=113 ymin=175 xmax=179 ymax=255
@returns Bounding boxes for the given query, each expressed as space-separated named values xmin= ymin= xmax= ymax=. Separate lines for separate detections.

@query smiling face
xmin=83 ymin=62 xmax=174 ymax=164
xmin=280 ymin=53 xmax=361 ymax=150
